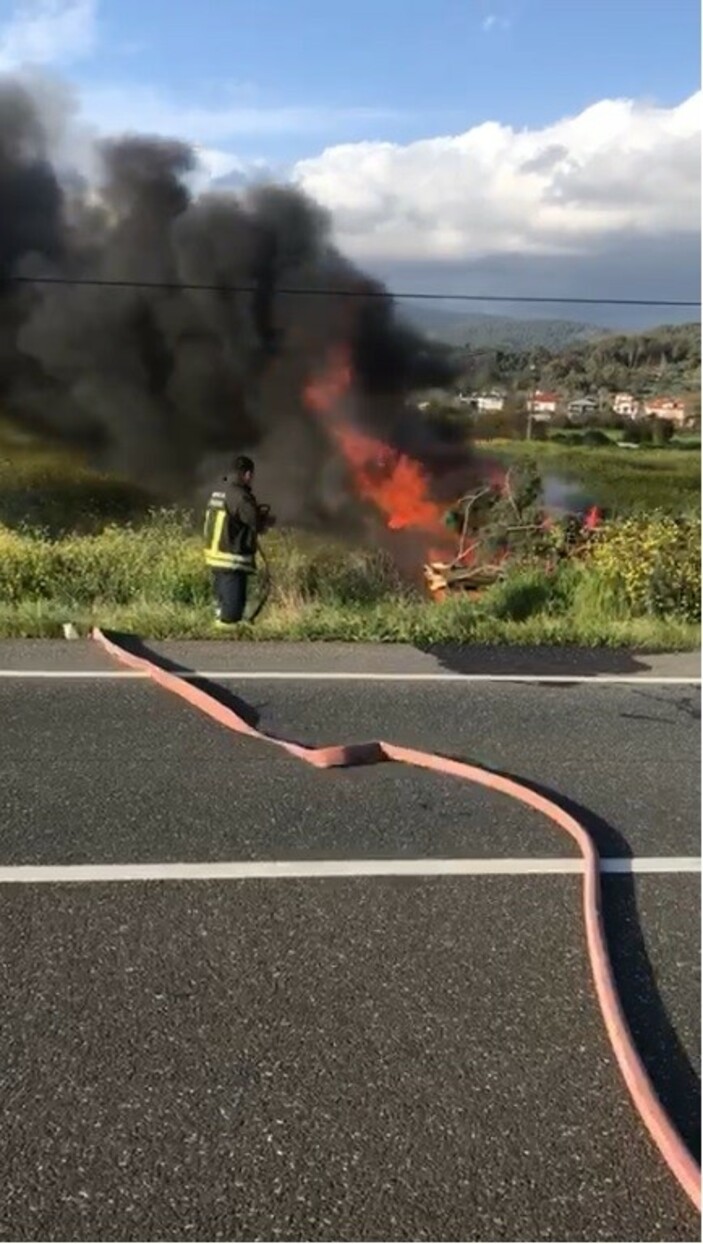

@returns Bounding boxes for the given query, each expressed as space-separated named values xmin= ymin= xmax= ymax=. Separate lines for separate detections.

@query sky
xmin=0 ymin=0 xmax=700 ymax=325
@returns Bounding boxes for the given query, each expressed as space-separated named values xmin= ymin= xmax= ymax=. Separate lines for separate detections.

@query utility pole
xmin=526 ymin=362 xmax=537 ymax=441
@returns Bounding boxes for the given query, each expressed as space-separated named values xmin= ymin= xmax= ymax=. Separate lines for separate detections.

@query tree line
xmin=453 ymin=322 xmax=701 ymax=398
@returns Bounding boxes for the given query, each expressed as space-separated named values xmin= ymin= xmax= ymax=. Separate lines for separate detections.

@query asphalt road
xmin=1 ymin=678 xmax=698 ymax=864
xmin=0 ymin=641 xmax=700 ymax=1242
xmin=1 ymin=638 xmax=700 ymax=677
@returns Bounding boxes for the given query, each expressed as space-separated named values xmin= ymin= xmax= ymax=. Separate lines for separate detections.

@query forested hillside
xmin=402 ymin=307 xmax=607 ymax=352
xmin=455 ymin=323 xmax=700 ymax=396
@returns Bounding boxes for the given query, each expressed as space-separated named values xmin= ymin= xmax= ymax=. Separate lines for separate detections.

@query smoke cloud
xmin=0 ymin=74 xmax=469 ymax=534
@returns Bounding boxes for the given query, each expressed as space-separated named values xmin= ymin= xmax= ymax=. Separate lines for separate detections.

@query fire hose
xmin=244 ymin=541 xmax=272 ymax=624
xmin=91 ymin=624 xmax=700 ymax=1214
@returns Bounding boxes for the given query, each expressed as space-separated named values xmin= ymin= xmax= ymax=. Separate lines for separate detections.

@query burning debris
xmin=424 ymin=461 xmax=603 ymax=600
xmin=0 ymin=73 xmax=469 ymax=548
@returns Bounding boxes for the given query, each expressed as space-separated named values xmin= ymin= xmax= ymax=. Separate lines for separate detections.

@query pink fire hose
xmin=92 ymin=626 xmax=701 ymax=1212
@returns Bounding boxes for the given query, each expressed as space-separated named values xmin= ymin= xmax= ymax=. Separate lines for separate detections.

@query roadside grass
xmin=0 ymin=511 xmax=698 ymax=647
xmin=0 ymin=427 xmax=699 ymax=647
xmin=0 ymin=595 xmax=697 ymax=649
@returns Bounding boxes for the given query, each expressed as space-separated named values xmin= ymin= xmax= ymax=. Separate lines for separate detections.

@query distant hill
xmin=453 ymin=321 xmax=701 ymax=400
xmin=401 ymin=306 xmax=609 ymax=352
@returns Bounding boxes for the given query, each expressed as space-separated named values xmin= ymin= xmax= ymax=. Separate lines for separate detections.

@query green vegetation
xmin=0 ymin=426 xmax=698 ymax=646
xmin=456 ymin=321 xmax=701 ymax=401
xmin=403 ymin=306 xmax=605 ymax=352
xmin=0 ymin=509 xmax=699 ymax=647
xmin=591 ymin=513 xmax=700 ymax=623
xmin=480 ymin=439 xmax=701 ymax=514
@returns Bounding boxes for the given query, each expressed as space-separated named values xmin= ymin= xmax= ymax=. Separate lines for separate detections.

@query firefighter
xmin=203 ymin=455 xmax=274 ymax=625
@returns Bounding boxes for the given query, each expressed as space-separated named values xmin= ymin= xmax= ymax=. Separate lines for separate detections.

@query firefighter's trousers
xmin=213 ymin=568 xmax=248 ymax=623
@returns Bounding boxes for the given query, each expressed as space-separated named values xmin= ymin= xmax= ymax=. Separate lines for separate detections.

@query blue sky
xmin=3 ymin=0 xmax=700 ymax=162
xmin=0 ymin=0 xmax=699 ymax=320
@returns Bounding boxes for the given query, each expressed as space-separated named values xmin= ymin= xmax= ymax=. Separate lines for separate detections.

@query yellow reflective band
xmin=206 ymin=509 xmax=227 ymax=559
xmin=203 ymin=492 xmax=226 ymax=539
xmin=204 ymin=497 xmax=255 ymax=570
xmin=205 ymin=553 xmax=255 ymax=570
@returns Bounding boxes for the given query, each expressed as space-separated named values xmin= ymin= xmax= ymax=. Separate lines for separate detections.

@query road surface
xmin=0 ymin=640 xmax=700 ymax=1242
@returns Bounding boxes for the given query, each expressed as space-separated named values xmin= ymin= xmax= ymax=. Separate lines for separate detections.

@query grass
xmin=0 ymin=511 xmax=698 ymax=648
xmin=0 ymin=425 xmax=700 ymax=647
xmin=479 ymin=438 xmax=701 ymax=514
xmin=1 ymin=598 xmax=697 ymax=650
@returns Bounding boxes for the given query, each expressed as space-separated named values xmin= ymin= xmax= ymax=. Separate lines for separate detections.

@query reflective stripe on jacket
xmin=203 ymin=490 xmax=256 ymax=571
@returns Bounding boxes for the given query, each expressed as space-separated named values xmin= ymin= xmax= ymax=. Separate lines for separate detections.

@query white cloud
xmin=194 ymin=147 xmax=249 ymax=182
xmin=0 ymin=0 xmax=97 ymax=70
xmin=291 ymin=93 xmax=701 ymax=267
xmin=188 ymin=146 xmax=273 ymax=194
xmin=482 ymin=13 xmax=510 ymax=32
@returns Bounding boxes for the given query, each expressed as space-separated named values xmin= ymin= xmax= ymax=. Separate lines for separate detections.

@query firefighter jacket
xmin=203 ymin=476 xmax=261 ymax=571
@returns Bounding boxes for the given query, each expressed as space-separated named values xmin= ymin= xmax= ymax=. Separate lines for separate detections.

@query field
xmin=0 ymin=425 xmax=700 ymax=647
xmin=479 ymin=438 xmax=702 ymax=514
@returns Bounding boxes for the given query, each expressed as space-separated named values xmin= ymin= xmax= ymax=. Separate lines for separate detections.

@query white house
xmin=567 ymin=397 xmax=598 ymax=421
xmin=613 ymin=392 xmax=640 ymax=419
xmin=642 ymin=397 xmax=688 ymax=427
xmin=527 ymin=390 xmax=560 ymax=416
xmin=474 ymin=392 xmax=505 ymax=413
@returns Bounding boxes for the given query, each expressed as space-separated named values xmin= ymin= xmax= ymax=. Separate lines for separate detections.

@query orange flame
xmin=304 ymin=345 xmax=446 ymax=540
xmin=583 ymin=504 xmax=602 ymax=531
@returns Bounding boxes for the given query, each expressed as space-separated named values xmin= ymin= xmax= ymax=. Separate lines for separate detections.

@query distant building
xmin=415 ymin=388 xmax=451 ymax=411
xmin=567 ymin=397 xmax=598 ymax=421
xmin=642 ymin=397 xmax=688 ymax=427
xmin=474 ymin=391 xmax=505 ymax=413
xmin=527 ymin=390 xmax=560 ymax=417
xmin=612 ymin=392 xmax=640 ymax=419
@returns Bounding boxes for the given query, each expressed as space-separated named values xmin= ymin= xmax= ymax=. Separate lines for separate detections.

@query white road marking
xmin=0 ymin=856 xmax=698 ymax=884
xmin=0 ymin=670 xmax=699 ymax=685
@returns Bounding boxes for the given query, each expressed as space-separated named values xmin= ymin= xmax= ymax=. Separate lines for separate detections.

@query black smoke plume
xmin=0 ymin=75 xmax=471 ymax=533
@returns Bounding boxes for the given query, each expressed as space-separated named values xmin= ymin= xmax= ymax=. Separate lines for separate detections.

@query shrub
xmin=482 ymin=566 xmax=573 ymax=621
xmin=651 ymin=419 xmax=675 ymax=446
xmin=0 ymin=511 xmax=404 ymax=611
xmin=623 ymin=419 xmax=675 ymax=446
xmin=0 ymin=510 xmax=210 ymax=606
xmin=267 ymin=533 xmax=403 ymax=606
xmin=672 ymin=438 xmax=702 ymax=451
xmin=551 ymin=430 xmax=584 ymax=445
xmin=474 ymin=406 xmax=527 ymax=440
xmin=581 ymin=428 xmax=611 ymax=447
xmin=0 ymin=526 xmax=55 ymax=601
xmin=590 ymin=513 xmax=701 ymax=621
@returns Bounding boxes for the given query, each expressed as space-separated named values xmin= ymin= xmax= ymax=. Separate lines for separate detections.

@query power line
xmin=4 ymin=273 xmax=700 ymax=308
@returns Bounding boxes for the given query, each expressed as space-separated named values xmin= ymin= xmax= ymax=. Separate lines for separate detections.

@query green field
xmin=478 ymin=439 xmax=701 ymax=515
xmin=0 ymin=427 xmax=699 ymax=647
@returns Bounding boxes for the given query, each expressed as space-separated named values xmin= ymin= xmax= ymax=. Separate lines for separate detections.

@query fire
xmin=305 ymin=349 xmax=602 ymax=605
xmin=304 ymin=345 xmax=447 ymax=540
xmin=304 ymin=346 xmax=353 ymax=417
xmin=583 ymin=504 xmax=602 ymax=531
